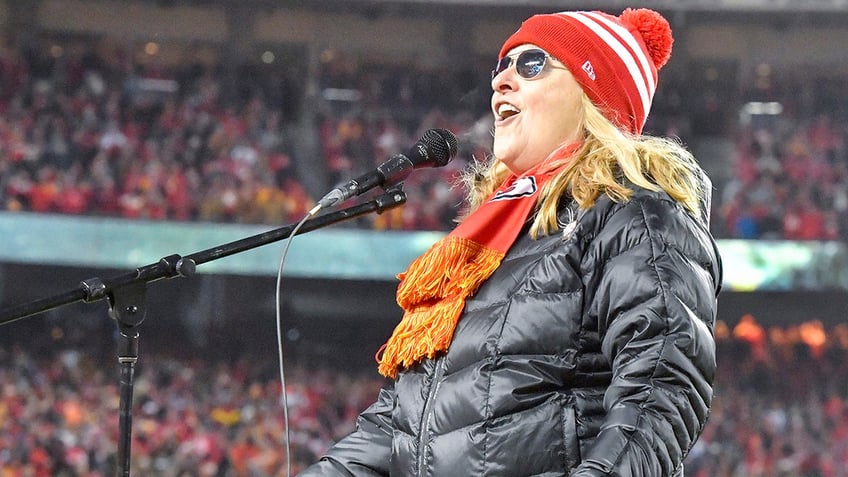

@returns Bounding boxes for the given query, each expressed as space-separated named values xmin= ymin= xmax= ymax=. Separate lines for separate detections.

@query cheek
xmin=549 ymin=94 xmax=582 ymax=135
xmin=536 ymin=104 xmax=573 ymax=141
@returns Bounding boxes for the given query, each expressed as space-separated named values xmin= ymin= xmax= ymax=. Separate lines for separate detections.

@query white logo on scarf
xmin=491 ymin=176 xmax=538 ymax=202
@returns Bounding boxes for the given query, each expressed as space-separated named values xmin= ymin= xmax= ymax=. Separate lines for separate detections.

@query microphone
xmin=314 ymin=128 xmax=459 ymax=212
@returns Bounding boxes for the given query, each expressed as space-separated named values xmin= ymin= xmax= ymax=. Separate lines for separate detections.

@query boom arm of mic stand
xmin=0 ymin=188 xmax=407 ymax=326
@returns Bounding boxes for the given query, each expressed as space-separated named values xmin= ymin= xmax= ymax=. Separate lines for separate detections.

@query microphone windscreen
xmin=420 ymin=128 xmax=459 ymax=167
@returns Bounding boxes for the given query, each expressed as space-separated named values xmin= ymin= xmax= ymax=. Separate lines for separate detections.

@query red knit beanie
xmin=498 ymin=8 xmax=673 ymax=135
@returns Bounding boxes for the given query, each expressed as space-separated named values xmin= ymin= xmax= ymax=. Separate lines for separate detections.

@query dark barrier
xmin=2 ymin=262 xmax=845 ymax=368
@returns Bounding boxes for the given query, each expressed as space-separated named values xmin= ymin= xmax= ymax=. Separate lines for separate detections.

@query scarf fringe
xmin=377 ymin=236 xmax=503 ymax=378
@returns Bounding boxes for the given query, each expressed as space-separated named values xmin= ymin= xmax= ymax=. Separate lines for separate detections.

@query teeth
xmin=497 ymin=103 xmax=520 ymax=118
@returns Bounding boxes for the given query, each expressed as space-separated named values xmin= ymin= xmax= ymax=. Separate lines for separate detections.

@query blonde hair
xmin=461 ymin=93 xmax=707 ymax=238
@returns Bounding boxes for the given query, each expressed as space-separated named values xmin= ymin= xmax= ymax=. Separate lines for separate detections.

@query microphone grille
xmin=422 ymin=128 xmax=459 ymax=167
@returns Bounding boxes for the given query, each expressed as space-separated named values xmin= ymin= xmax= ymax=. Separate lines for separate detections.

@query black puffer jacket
xmin=299 ymin=185 xmax=722 ymax=477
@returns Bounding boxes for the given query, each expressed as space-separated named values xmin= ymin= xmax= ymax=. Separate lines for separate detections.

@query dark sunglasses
xmin=491 ymin=49 xmax=559 ymax=80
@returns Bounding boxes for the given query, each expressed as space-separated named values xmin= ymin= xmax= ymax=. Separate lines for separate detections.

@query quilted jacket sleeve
xmin=571 ymin=193 xmax=722 ymax=477
xmin=297 ymin=382 xmax=396 ymax=476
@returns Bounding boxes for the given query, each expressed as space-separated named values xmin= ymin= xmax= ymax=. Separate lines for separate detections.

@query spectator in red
xmin=54 ymin=168 xmax=92 ymax=215
xmin=28 ymin=167 xmax=61 ymax=213
xmin=783 ymin=189 xmax=826 ymax=240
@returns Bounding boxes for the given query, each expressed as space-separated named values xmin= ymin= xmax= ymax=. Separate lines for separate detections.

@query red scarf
xmin=377 ymin=154 xmax=572 ymax=379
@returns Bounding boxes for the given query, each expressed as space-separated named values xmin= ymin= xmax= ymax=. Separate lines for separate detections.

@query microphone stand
xmin=0 ymin=188 xmax=407 ymax=477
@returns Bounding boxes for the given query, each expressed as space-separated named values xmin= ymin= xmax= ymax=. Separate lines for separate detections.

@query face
xmin=491 ymin=44 xmax=584 ymax=174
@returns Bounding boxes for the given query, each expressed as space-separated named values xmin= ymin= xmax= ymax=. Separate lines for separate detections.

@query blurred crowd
xmin=0 ymin=344 xmax=382 ymax=476
xmin=0 ymin=39 xmax=486 ymax=232
xmin=717 ymin=114 xmax=848 ymax=241
xmin=1 ymin=42 xmax=315 ymax=226
xmin=3 ymin=39 xmax=846 ymax=239
xmin=0 ymin=319 xmax=847 ymax=477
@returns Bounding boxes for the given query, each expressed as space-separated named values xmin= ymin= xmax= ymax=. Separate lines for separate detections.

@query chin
xmin=496 ymin=155 xmax=512 ymax=165
xmin=492 ymin=142 xmax=516 ymax=161
xmin=500 ymin=159 xmax=526 ymax=175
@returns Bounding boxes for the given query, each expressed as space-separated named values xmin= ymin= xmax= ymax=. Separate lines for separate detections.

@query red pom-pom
xmin=620 ymin=8 xmax=673 ymax=69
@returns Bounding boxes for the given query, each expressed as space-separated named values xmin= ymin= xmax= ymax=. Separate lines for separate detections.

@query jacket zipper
xmin=416 ymin=357 xmax=445 ymax=476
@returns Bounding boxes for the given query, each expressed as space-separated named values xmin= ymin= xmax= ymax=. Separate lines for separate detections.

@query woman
xmin=299 ymin=8 xmax=722 ymax=476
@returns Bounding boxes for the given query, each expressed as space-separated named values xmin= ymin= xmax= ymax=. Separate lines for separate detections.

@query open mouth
xmin=496 ymin=102 xmax=521 ymax=121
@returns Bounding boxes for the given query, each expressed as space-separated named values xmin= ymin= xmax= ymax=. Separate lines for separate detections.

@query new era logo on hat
xmin=581 ymin=60 xmax=596 ymax=80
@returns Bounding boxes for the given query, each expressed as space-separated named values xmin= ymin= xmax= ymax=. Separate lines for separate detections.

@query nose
xmin=491 ymin=68 xmax=517 ymax=92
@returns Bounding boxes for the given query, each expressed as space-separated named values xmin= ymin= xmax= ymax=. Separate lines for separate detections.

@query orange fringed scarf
xmin=377 ymin=157 xmax=572 ymax=379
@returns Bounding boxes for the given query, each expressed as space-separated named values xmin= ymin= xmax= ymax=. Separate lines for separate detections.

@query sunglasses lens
xmin=492 ymin=50 xmax=549 ymax=80
xmin=516 ymin=51 xmax=547 ymax=79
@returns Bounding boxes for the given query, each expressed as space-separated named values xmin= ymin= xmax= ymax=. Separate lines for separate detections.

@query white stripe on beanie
xmin=582 ymin=11 xmax=656 ymax=94
xmin=560 ymin=11 xmax=654 ymax=120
